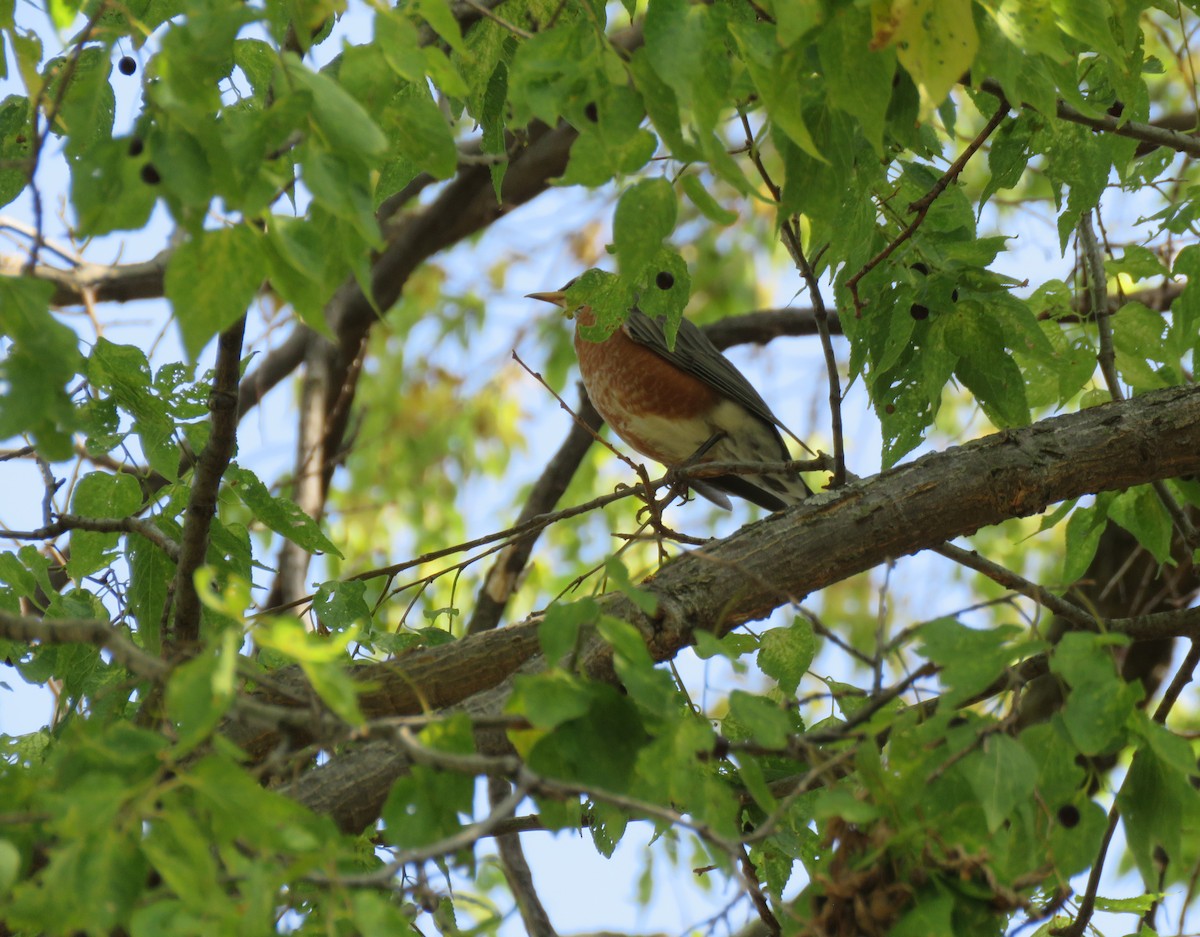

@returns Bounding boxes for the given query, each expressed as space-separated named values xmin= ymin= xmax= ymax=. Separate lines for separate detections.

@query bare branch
xmin=3 ymin=513 xmax=180 ymax=562
xmin=0 ymin=608 xmax=167 ymax=679
xmin=169 ymin=316 xmax=246 ymax=651
xmin=979 ymin=78 xmax=1200 ymax=159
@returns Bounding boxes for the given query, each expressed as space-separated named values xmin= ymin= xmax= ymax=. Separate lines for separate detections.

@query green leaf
xmin=603 ymin=556 xmax=658 ymax=615
xmin=1092 ymin=894 xmax=1162 ymax=914
xmin=756 ymin=620 xmax=815 ymax=695
xmin=140 ymin=811 xmax=221 ymax=911
xmin=300 ymin=148 xmax=381 ymax=245
xmin=1050 ymin=0 xmax=1123 ymax=63
xmin=165 ymin=641 xmax=237 ymax=754
xmin=596 ymin=614 xmax=676 ymax=714
xmin=568 ymin=268 xmax=637 ymax=340
xmin=231 ymin=38 xmax=277 ymax=99
xmin=87 ymin=339 xmax=178 ymax=479
xmin=262 ymin=214 xmax=337 ymax=331
xmin=1061 ymin=495 xmax=1112 ymax=584
xmin=127 ymin=529 xmax=175 ymax=654
xmin=43 ymin=47 xmax=114 ymax=153
xmin=983 ymin=0 xmax=1069 ymax=60
xmin=1119 ymin=745 xmax=1195 ymax=887
xmin=726 ymin=690 xmax=791 ymax=749
xmin=312 ymin=580 xmax=370 ymax=632
xmin=66 ymin=472 xmax=143 ymax=580
xmin=282 ymin=55 xmax=387 ymax=160
xmin=165 ymin=226 xmax=263 ymax=359
xmin=225 ymin=464 xmax=342 ymax=558
xmin=412 ymin=0 xmax=467 ymax=54
xmin=946 ymin=308 xmax=1030 ymax=428
xmin=627 ymin=49 xmax=699 ymax=162
xmin=1108 ymin=485 xmax=1172 ymax=565
xmin=390 ymin=84 xmax=458 ymax=180
xmin=254 ymin=616 xmax=363 ymax=725
xmin=963 ymin=734 xmax=1036 ymax=832
xmin=612 ymin=178 xmax=677 ymax=279
xmin=538 ymin=598 xmax=597 ymax=668
xmin=508 ymin=671 xmax=594 ymax=731
xmin=1112 ymin=302 xmax=1173 ymax=390
xmin=819 ymin=5 xmax=894 ymax=155
xmin=888 ymin=892 xmax=955 ymax=937
xmin=0 ymin=96 xmax=33 ymax=209
xmin=919 ymin=617 xmax=1029 ymax=705
xmin=0 ymin=276 xmax=81 ymax=460
xmin=729 ymin=21 xmax=822 ymax=160
xmin=559 ymin=84 xmax=657 ymax=187
xmin=1052 ymin=632 xmax=1139 ymax=755
xmin=588 ymin=800 xmax=628 ymax=858
xmin=71 ymin=135 xmax=158 ymax=236
xmin=679 ymin=172 xmax=737 ymax=225
xmin=644 ymin=0 xmax=725 ymax=132
xmin=525 ymin=685 xmax=647 ymax=791
xmin=0 ymin=839 xmax=19 ymax=897
xmin=631 ymin=245 xmax=691 ymax=330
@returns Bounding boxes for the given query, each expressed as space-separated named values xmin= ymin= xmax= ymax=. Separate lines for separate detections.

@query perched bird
xmin=527 ymin=285 xmax=812 ymax=511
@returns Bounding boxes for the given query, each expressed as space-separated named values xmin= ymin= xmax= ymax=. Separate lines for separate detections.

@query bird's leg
xmin=664 ymin=430 xmax=726 ymax=496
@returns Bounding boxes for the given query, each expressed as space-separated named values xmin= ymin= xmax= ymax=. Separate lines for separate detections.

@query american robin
xmin=527 ymin=284 xmax=812 ymax=511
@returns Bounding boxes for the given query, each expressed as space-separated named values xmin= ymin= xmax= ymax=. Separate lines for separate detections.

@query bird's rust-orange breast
xmin=575 ymin=323 xmax=720 ymax=463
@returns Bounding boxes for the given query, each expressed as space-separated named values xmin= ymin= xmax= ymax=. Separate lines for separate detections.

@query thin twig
xmin=457 ymin=0 xmax=533 ymax=38
xmin=1078 ymin=210 xmax=1123 ymax=401
xmin=978 ymin=78 xmax=1200 ymax=159
xmin=0 ymin=608 xmax=168 ymax=679
xmin=4 ymin=513 xmax=180 ymax=562
xmin=932 ymin=542 xmax=1094 ymax=628
xmin=845 ymin=101 xmax=1010 ymax=315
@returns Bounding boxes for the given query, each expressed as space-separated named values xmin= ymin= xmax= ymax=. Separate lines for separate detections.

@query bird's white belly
xmin=605 ymin=399 xmax=784 ymax=467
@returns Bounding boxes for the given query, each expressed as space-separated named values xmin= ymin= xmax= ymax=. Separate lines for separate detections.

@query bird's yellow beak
xmin=525 ymin=290 xmax=568 ymax=308
xmin=527 ymin=289 xmax=578 ymax=320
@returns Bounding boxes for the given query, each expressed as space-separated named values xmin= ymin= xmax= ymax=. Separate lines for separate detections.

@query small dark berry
xmin=1057 ymin=804 xmax=1080 ymax=828
xmin=655 ymin=271 xmax=674 ymax=290
xmin=128 ymin=137 xmax=145 ymax=157
xmin=911 ymin=262 xmax=929 ymax=276
xmin=140 ymin=163 xmax=161 ymax=185
xmin=118 ymin=56 xmax=137 ymax=75
xmin=584 ymin=101 xmax=598 ymax=122
xmin=910 ymin=304 xmax=929 ymax=320
xmin=951 ymin=289 xmax=959 ymax=302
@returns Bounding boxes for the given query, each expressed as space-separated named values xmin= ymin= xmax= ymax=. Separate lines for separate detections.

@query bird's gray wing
xmin=623 ymin=307 xmax=789 ymax=435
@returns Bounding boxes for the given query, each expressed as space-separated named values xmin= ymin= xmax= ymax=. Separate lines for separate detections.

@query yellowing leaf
xmin=872 ymin=0 xmax=978 ymax=121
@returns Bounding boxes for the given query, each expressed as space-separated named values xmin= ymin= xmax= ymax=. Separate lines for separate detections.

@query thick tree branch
xmin=168 ymin=316 xmax=246 ymax=651
xmin=268 ymin=384 xmax=1200 ymax=828
xmin=0 ymin=249 xmax=170 ymax=307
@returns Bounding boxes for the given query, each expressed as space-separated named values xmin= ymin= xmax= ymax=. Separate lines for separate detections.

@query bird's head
xmin=526 ymin=277 xmax=595 ymax=325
